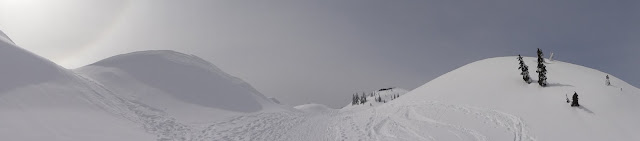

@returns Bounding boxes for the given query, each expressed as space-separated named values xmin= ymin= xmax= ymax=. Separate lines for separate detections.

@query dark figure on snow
xmin=571 ymin=92 xmax=580 ymax=107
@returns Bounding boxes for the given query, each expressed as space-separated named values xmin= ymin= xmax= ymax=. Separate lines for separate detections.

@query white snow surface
xmin=75 ymin=50 xmax=281 ymax=123
xmin=0 ymin=32 xmax=154 ymax=140
xmin=2 ymin=27 xmax=639 ymax=140
xmin=397 ymin=57 xmax=640 ymax=141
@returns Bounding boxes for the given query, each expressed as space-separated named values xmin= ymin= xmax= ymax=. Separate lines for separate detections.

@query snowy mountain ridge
xmin=75 ymin=50 xmax=284 ymax=123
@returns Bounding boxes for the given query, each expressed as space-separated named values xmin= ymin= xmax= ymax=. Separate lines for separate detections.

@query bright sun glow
xmin=0 ymin=0 xmax=63 ymax=36
xmin=0 ymin=0 xmax=52 ymax=22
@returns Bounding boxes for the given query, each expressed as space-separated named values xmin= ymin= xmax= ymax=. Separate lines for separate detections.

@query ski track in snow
xmin=332 ymin=101 xmax=536 ymax=141
xmin=408 ymin=101 xmax=536 ymax=141
xmin=71 ymin=73 xmax=537 ymax=141
xmin=75 ymin=73 xmax=195 ymax=141
xmin=195 ymin=100 xmax=535 ymax=141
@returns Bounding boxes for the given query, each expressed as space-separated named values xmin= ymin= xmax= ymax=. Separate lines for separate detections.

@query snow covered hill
xmin=75 ymin=50 xmax=282 ymax=123
xmin=379 ymin=56 xmax=640 ymax=141
xmin=0 ymin=31 xmax=154 ymax=141
xmin=0 ymin=29 xmax=287 ymax=140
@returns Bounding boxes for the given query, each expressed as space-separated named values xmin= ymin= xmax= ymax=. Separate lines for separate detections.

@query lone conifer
xmin=536 ymin=48 xmax=548 ymax=87
xmin=517 ymin=55 xmax=532 ymax=84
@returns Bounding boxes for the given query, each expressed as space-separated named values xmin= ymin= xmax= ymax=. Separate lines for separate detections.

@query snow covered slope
xmin=203 ymin=57 xmax=640 ymax=141
xmin=75 ymin=50 xmax=281 ymax=123
xmin=0 ymin=31 xmax=154 ymax=141
xmin=0 ymin=32 xmax=68 ymax=93
xmin=385 ymin=56 xmax=640 ymax=141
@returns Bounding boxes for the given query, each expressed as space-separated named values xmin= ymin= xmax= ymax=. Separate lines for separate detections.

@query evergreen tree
xmin=354 ymin=93 xmax=360 ymax=105
xmin=360 ymin=93 xmax=367 ymax=104
xmin=571 ymin=92 xmax=580 ymax=107
xmin=606 ymin=75 xmax=611 ymax=86
xmin=378 ymin=95 xmax=382 ymax=102
xmin=536 ymin=48 xmax=548 ymax=87
xmin=517 ymin=54 xmax=532 ymax=84
xmin=352 ymin=94 xmax=356 ymax=105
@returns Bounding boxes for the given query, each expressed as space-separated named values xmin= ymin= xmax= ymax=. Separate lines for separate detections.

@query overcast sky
xmin=1 ymin=0 xmax=639 ymax=108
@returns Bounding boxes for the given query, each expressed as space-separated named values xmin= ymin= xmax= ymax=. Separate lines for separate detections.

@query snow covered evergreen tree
xmin=536 ymin=48 xmax=548 ymax=87
xmin=360 ymin=93 xmax=367 ymax=104
xmin=517 ymin=54 xmax=532 ymax=84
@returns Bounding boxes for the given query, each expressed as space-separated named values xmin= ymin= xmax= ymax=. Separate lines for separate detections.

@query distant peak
xmin=89 ymin=50 xmax=221 ymax=72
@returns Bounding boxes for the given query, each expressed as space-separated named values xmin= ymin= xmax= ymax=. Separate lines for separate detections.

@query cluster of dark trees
xmin=351 ymin=92 xmax=368 ymax=105
xmin=391 ymin=94 xmax=400 ymax=100
xmin=352 ymin=91 xmax=402 ymax=105
xmin=517 ymin=48 xmax=548 ymax=87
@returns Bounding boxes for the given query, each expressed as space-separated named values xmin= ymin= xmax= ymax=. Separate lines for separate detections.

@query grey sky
xmin=1 ymin=0 xmax=639 ymax=108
